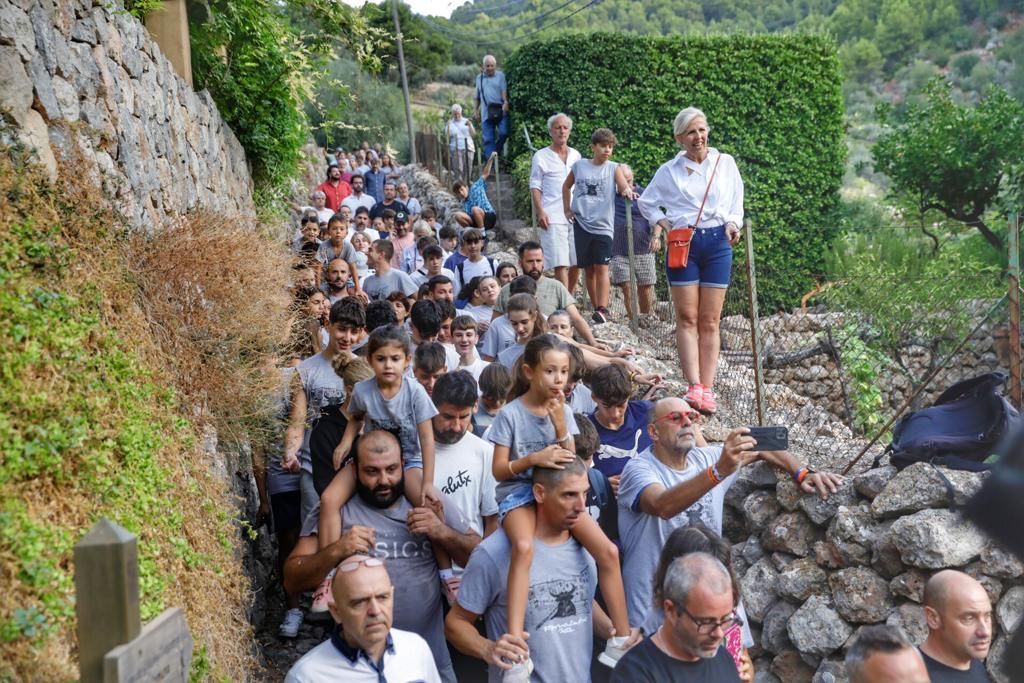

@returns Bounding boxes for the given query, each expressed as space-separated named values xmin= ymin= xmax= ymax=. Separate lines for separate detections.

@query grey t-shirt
xmin=495 ymin=276 xmax=573 ymax=318
xmin=496 ymin=342 xmax=525 ymax=369
xmin=476 ymin=70 xmax=508 ymax=110
xmin=485 ymin=397 xmax=578 ymax=502
xmin=617 ymin=446 xmax=735 ymax=626
xmin=296 ymin=352 xmax=347 ymax=472
xmin=317 ymin=239 xmax=358 ymax=266
xmin=458 ymin=529 xmax=597 ymax=683
xmin=349 ymin=378 xmax=438 ymax=467
xmin=268 ymin=367 xmax=301 ymax=496
xmin=570 ymin=159 xmax=618 ymax=238
xmin=301 ymin=493 xmax=473 ymax=683
xmin=362 ymin=268 xmax=418 ymax=300
xmin=480 ymin=314 xmax=516 ymax=359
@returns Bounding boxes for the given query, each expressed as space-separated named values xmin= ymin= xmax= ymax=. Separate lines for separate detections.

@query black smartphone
xmin=747 ymin=426 xmax=789 ymax=451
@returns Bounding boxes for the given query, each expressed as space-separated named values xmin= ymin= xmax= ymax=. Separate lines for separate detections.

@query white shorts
xmin=540 ymin=222 xmax=576 ymax=269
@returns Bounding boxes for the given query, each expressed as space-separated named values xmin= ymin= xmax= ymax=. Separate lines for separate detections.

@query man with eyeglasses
xmin=284 ymin=554 xmax=441 ymax=682
xmin=617 ymin=398 xmax=843 ymax=629
xmin=611 ymin=552 xmax=741 ymax=681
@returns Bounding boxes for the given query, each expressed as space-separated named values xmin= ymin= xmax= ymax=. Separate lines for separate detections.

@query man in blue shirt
xmin=474 ymin=55 xmax=509 ymax=159
xmin=362 ymin=155 xmax=388 ymax=204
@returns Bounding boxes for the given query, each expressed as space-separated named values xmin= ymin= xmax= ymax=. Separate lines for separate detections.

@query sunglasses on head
xmin=338 ymin=556 xmax=384 ymax=573
xmin=657 ymin=410 xmax=701 ymax=425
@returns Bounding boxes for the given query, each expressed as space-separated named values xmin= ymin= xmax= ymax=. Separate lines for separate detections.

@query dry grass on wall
xmin=0 ymin=133 xmax=292 ymax=680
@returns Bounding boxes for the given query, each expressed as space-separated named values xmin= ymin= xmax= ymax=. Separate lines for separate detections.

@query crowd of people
xmin=258 ymin=100 xmax=1001 ymax=683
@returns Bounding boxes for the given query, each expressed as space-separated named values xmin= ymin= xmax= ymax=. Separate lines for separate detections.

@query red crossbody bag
xmin=666 ymin=153 xmax=722 ymax=269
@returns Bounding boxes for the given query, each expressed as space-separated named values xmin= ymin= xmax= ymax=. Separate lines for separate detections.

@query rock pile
xmin=0 ymin=0 xmax=254 ymax=229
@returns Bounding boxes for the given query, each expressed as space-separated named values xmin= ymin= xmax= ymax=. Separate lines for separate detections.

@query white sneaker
xmin=278 ymin=608 xmax=303 ymax=638
xmin=310 ymin=571 xmax=334 ymax=614
xmin=502 ymin=657 xmax=534 ymax=682
xmin=598 ymin=635 xmax=631 ymax=667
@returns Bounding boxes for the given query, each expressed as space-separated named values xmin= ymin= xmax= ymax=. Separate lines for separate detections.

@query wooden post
xmin=744 ymin=219 xmax=765 ymax=425
xmin=1009 ymin=214 xmax=1022 ymax=408
xmin=624 ymin=199 xmax=641 ymax=333
xmin=75 ymin=520 xmax=141 ymax=683
xmin=391 ymin=0 xmax=416 ymax=164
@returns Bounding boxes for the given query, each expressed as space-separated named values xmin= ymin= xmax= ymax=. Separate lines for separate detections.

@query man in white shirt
xmin=305 ymin=190 xmax=335 ymax=225
xmin=530 ymin=113 xmax=582 ymax=292
xmin=341 ymin=174 xmax=377 ymax=215
xmin=284 ymin=554 xmax=441 ymax=683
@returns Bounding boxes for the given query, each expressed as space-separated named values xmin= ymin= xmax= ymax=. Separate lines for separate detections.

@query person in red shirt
xmin=316 ymin=165 xmax=352 ymax=212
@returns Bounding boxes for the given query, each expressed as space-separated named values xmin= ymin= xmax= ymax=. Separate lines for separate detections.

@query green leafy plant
xmin=506 ymin=33 xmax=846 ymax=309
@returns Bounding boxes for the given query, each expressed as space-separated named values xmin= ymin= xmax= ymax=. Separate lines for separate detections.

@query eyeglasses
xmin=338 ymin=556 xmax=385 ymax=573
xmin=677 ymin=605 xmax=741 ymax=634
xmin=657 ymin=410 xmax=700 ymax=425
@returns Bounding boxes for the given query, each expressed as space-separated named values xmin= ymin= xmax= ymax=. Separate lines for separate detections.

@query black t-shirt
xmin=368 ymin=199 xmax=408 ymax=221
xmin=610 ymin=638 xmax=741 ymax=683
xmin=921 ymin=651 xmax=991 ymax=682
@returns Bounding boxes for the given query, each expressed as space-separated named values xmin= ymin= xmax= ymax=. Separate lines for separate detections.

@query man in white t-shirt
xmin=285 ymin=555 xmax=441 ymax=683
xmin=618 ymin=397 xmax=844 ymax=627
xmin=530 ymin=112 xmax=582 ymax=292
xmin=341 ymin=174 xmax=377 ymax=215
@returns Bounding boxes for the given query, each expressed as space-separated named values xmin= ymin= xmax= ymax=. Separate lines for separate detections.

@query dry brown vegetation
xmin=0 ymin=130 xmax=292 ymax=679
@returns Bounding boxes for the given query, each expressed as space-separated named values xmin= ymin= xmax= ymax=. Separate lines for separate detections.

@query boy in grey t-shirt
xmin=455 ymin=529 xmax=598 ymax=683
xmin=561 ymin=127 xmax=636 ymax=324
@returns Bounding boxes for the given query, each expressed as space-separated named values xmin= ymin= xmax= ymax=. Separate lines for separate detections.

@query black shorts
xmin=573 ymin=223 xmax=612 ymax=268
xmin=270 ymin=490 xmax=302 ymax=532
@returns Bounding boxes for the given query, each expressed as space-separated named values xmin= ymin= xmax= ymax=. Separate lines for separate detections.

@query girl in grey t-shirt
xmin=486 ymin=333 xmax=638 ymax=676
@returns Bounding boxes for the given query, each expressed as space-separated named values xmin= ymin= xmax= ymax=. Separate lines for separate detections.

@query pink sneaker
xmin=310 ymin=573 xmax=334 ymax=614
xmin=441 ymin=574 xmax=462 ymax=606
xmin=700 ymin=387 xmax=718 ymax=415
xmin=685 ymin=384 xmax=704 ymax=410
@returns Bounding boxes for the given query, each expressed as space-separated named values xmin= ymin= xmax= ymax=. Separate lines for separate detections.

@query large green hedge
xmin=506 ymin=33 xmax=846 ymax=309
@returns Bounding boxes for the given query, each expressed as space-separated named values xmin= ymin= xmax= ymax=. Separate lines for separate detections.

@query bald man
xmin=846 ymin=625 xmax=929 ymax=683
xmin=285 ymin=555 xmax=440 ymax=682
xmin=919 ymin=570 xmax=993 ymax=682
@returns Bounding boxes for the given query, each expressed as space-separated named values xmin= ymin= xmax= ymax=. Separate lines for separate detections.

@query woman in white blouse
xmin=638 ymin=107 xmax=744 ymax=415
xmin=446 ymin=104 xmax=475 ymax=182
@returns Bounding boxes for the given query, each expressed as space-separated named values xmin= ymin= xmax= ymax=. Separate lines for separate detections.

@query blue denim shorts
xmin=497 ymin=482 xmax=535 ymax=521
xmin=665 ymin=225 xmax=733 ymax=288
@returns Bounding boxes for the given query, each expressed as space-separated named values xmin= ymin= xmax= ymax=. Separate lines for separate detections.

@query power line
xmin=444 ymin=0 xmax=530 ymax=17
xmin=419 ymin=0 xmax=588 ymax=38
xmin=418 ymin=0 xmax=599 ymax=46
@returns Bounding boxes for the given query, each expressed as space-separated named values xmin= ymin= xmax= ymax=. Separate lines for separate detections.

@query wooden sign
xmin=103 ymin=608 xmax=192 ymax=683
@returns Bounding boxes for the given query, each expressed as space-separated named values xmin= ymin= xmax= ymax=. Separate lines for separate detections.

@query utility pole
xmin=392 ymin=0 xmax=417 ymax=164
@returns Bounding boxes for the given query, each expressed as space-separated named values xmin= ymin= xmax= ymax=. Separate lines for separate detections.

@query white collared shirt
xmin=529 ymin=145 xmax=582 ymax=223
xmin=637 ymin=148 xmax=744 ymax=229
xmin=284 ymin=628 xmax=440 ymax=683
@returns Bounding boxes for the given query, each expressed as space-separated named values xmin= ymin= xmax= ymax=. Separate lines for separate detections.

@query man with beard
xmin=493 ymin=241 xmax=601 ymax=347
xmin=919 ymin=570 xmax=994 ymax=682
xmin=369 ymin=181 xmax=408 ymax=222
xmin=284 ymin=554 xmax=441 ymax=682
xmin=610 ymin=553 xmax=741 ymax=682
xmin=342 ymin=174 xmax=376 ymax=215
xmin=316 ymin=165 xmax=352 ymax=212
xmin=322 ymin=258 xmax=351 ymax=305
xmin=446 ymin=458 xmax=636 ymax=683
xmin=285 ymin=431 xmax=481 ymax=683
xmin=617 ymin=398 xmax=843 ymax=628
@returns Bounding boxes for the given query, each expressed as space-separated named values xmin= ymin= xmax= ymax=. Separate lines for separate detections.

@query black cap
xmin=395 ymin=211 xmax=409 ymax=224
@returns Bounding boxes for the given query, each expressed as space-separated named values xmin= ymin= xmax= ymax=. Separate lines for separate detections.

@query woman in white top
xmin=446 ymin=104 xmax=475 ymax=182
xmin=637 ymin=107 xmax=744 ymax=416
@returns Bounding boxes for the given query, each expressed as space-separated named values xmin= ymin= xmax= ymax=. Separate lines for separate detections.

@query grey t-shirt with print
xmin=457 ymin=529 xmax=597 ymax=683
xmin=301 ymin=492 xmax=473 ymax=683
xmin=570 ymin=158 xmax=618 ymax=238
xmin=296 ymin=352 xmax=346 ymax=472
xmin=317 ymin=239 xmax=357 ymax=266
xmin=480 ymin=314 xmax=515 ymax=359
xmin=485 ymin=397 xmax=578 ymax=503
xmin=349 ymin=378 xmax=438 ymax=467
xmin=362 ymin=268 xmax=418 ymax=300
xmin=617 ymin=445 xmax=736 ymax=626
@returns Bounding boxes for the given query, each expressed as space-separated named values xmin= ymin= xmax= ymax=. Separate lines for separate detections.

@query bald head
xmin=648 ymin=397 xmax=699 ymax=459
xmin=921 ymin=569 xmax=993 ymax=666
xmin=330 ymin=555 xmax=393 ymax=654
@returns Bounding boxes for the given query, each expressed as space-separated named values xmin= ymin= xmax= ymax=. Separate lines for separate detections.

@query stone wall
xmin=725 ymin=461 xmax=1021 ymax=682
xmin=0 ymin=0 xmax=254 ymax=229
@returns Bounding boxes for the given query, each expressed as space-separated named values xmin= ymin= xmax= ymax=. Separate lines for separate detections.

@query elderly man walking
xmin=530 ymin=113 xmax=582 ymax=292
xmin=284 ymin=555 xmax=441 ymax=682
xmin=474 ymin=54 xmax=509 ymax=159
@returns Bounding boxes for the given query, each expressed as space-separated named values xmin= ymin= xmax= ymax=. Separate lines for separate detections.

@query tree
xmin=361 ymin=1 xmax=452 ymax=88
xmin=873 ymin=78 xmax=1024 ymax=250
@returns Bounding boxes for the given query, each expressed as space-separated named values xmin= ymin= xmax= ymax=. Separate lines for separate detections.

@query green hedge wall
xmin=506 ymin=33 xmax=846 ymax=310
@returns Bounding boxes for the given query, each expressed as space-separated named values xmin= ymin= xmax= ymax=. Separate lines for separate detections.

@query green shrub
xmin=506 ymin=33 xmax=846 ymax=309
xmin=952 ymin=52 xmax=981 ymax=78
xmin=442 ymin=63 xmax=481 ymax=86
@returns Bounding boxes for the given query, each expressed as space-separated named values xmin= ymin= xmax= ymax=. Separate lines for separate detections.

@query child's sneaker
xmin=598 ymin=634 xmax=632 ymax=667
xmin=700 ymin=387 xmax=718 ymax=415
xmin=684 ymin=383 xmax=704 ymax=411
xmin=441 ymin=573 xmax=462 ymax=606
xmin=278 ymin=608 xmax=303 ymax=638
xmin=591 ymin=307 xmax=608 ymax=324
xmin=502 ymin=656 xmax=534 ymax=682
xmin=310 ymin=570 xmax=335 ymax=614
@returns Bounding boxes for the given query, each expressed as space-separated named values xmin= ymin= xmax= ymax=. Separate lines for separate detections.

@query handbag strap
xmin=692 ymin=152 xmax=722 ymax=227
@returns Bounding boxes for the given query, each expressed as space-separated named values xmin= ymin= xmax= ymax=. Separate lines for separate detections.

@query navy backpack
xmin=875 ymin=372 xmax=1019 ymax=472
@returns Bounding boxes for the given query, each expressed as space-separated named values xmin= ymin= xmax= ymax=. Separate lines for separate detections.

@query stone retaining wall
xmin=725 ymin=461 xmax=1020 ymax=682
xmin=0 ymin=0 xmax=254 ymax=229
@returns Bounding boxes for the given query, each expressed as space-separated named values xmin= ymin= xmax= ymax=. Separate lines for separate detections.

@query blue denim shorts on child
xmin=664 ymin=225 xmax=733 ymax=288
xmin=497 ymin=482 xmax=536 ymax=521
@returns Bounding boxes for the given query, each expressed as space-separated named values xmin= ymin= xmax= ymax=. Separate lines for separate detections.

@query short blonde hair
xmin=673 ymin=107 xmax=708 ymax=138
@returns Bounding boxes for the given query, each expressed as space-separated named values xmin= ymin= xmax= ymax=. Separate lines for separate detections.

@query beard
xmin=526 ymin=268 xmax=542 ymax=280
xmin=434 ymin=428 xmax=465 ymax=445
xmin=356 ymin=474 xmax=405 ymax=509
